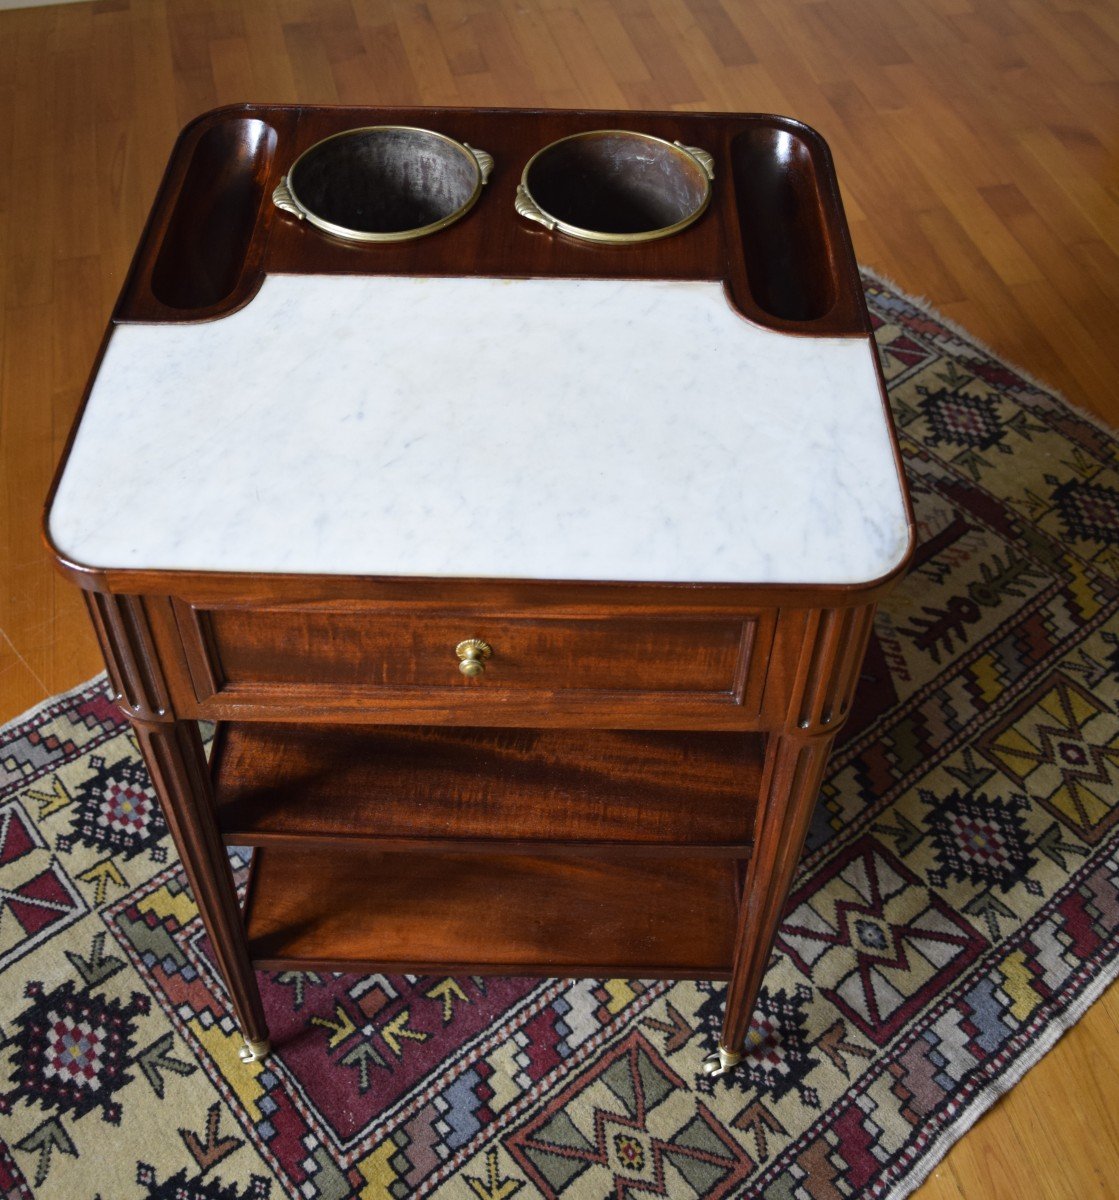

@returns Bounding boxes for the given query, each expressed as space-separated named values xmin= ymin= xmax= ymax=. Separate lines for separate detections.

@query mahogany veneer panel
xmin=244 ymin=844 xmax=738 ymax=977
xmin=193 ymin=608 xmax=761 ymax=697
xmin=212 ymin=722 xmax=763 ymax=852
xmin=167 ymin=598 xmax=780 ymax=727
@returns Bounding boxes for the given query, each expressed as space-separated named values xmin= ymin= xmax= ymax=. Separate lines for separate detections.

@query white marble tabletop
xmin=49 ymin=275 xmax=910 ymax=584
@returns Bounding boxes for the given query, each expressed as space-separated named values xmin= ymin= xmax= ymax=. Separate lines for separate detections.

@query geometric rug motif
xmin=779 ymin=836 xmax=988 ymax=1043
xmin=1 ymin=272 xmax=1116 ymax=1200
xmin=978 ymin=670 xmax=1119 ymax=844
xmin=504 ymin=1032 xmax=755 ymax=1199
xmin=0 ymin=803 xmax=86 ymax=973
xmin=55 ymin=753 xmax=168 ymax=865
xmin=0 ymin=978 xmax=151 ymax=1126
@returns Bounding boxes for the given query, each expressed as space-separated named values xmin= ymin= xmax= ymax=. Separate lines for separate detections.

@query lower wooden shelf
xmin=244 ymin=843 xmax=739 ymax=978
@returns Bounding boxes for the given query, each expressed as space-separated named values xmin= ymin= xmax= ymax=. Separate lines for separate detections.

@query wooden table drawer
xmin=172 ymin=601 xmax=775 ymax=721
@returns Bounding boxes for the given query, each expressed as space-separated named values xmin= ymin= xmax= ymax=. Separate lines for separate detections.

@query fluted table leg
xmin=706 ymin=730 xmax=834 ymax=1077
xmin=132 ymin=716 xmax=270 ymax=1060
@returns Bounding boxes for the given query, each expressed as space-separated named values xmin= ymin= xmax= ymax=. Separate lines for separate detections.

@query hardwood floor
xmin=1 ymin=1 xmax=1116 ymax=1196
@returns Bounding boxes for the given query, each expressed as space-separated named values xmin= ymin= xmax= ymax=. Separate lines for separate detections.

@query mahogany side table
xmin=45 ymin=104 xmax=913 ymax=1077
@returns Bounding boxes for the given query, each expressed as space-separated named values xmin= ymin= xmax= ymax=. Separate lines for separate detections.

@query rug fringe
xmin=879 ymin=960 xmax=1119 ymax=1200
xmin=859 ymin=265 xmax=1117 ymax=436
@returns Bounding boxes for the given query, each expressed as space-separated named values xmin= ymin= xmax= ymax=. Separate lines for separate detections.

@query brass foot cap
xmin=702 ymin=1045 xmax=742 ymax=1078
xmin=238 ymin=1037 xmax=271 ymax=1064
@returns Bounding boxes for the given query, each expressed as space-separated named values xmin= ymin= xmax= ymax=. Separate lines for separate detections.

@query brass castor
xmin=702 ymin=1044 xmax=742 ymax=1078
xmin=238 ymin=1037 xmax=271 ymax=1064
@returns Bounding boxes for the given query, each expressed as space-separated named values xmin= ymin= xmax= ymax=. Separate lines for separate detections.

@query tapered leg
xmin=706 ymin=730 xmax=835 ymax=1077
xmin=132 ymin=716 xmax=270 ymax=1061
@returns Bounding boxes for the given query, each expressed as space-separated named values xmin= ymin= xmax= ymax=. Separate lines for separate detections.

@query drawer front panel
xmin=174 ymin=603 xmax=773 ymax=716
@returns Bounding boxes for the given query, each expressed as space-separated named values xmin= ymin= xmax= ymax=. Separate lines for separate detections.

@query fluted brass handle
xmin=515 ymin=184 xmax=557 ymax=231
xmin=456 ymin=639 xmax=492 ymax=677
xmin=272 ymin=178 xmax=304 ymax=219
xmin=466 ymin=144 xmax=494 ymax=184
xmin=674 ymin=142 xmax=715 ymax=181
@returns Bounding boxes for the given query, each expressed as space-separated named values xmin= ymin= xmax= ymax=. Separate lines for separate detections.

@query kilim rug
xmin=2 ymin=273 xmax=1117 ymax=1200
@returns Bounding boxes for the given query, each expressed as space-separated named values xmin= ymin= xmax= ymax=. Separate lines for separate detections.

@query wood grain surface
xmin=2 ymin=2 xmax=1116 ymax=1196
xmin=245 ymin=842 xmax=740 ymax=975
xmin=211 ymin=721 xmax=765 ymax=850
xmin=110 ymin=103 xmax=867 ymax=334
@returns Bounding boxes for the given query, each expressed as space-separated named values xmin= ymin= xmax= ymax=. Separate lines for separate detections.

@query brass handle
xmin=515 ymin=185 xmax=557 ymax=231
xmin=456 ymin=638 xmax=492 ymax=677
xmin=674 ymin=142 xmax=715 ymax=181
xmin=272 ymin=178 xmax=304 ymax=219
xmin=465 ymin=143 xmax=494 ymax=185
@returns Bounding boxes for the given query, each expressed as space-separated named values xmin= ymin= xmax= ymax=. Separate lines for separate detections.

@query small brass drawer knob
xmin=456 ymin=639 xmax=492 ymax=677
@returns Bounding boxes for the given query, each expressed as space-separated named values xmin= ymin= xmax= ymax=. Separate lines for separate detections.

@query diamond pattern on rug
xmin=0 ymin=979 xmax=149 ymax=1125
xmin=1049 ymin=477 xmax=1119 ymax=546
xmin=922 ymin=386 xmax=1006 ymax=452
xmin=56 ymin=754 xmax=167 ymax=865
xmin=978 ymin=670 xmax=1119 ymax=844
xmin=506 ymin=1032 xmax=754 ymax=1199
xmin=1 ymin=275 xmax=1117 ymax=1200
xmin=923 ymin=789 xmax=1039 ymax=894
xmin=778 ymin=837 xmax=987 ymax=1043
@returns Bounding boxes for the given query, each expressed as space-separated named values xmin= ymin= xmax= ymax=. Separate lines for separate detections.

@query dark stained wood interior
xmin=149 ymin=116 xmax=277 ymax=310
xmin=113 ymin=104 xmax=867 ymax=338
xmin=730 ymin=125 xmax=837 ymax=322
xmin=245 ymin=842 xmax=739 ymax=976
xmin=211 ymin=721 xmax=764 ymax=852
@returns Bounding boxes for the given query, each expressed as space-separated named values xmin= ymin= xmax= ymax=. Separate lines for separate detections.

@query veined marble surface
xmin=49 ymin=275 xmax=911 ymax=584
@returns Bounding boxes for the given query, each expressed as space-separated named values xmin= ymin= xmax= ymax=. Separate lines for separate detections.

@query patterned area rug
xmin=2 ymin=273 xmax=1118 ymax=1200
